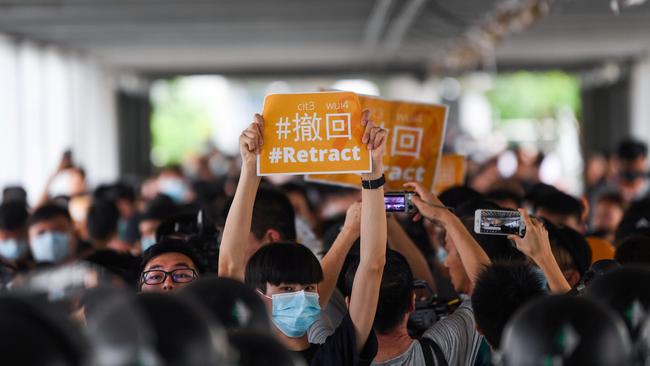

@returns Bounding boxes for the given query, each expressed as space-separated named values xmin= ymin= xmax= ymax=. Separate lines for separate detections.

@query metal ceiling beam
xmin=382 ymin=0 xmax=427 ymax=56
xmin=362 ymin=0 xmax=394 ymax=52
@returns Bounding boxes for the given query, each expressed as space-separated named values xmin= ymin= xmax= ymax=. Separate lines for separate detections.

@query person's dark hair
xmin=83 ymin=249 xmax=141 ymax=286
xmin=438 ymin=186 xmax=482 ymax=209
xmin=93 ymin=182 xmax=136 ymax=203
xmin=615 ymin=198 xmax=650 ymax=245
xmin=614 ymin=235 xmax=650 ymax=265
xmin=471 ymin=262 xmax=546 ymax=348
xmin=0 ymin=202 xmax=29 ymax=231
xmin=279 ymin=181 xmax=316 ymax=213
xmin=454 ymin=198 xmax=501 ymax=220
xmin=485 ymin=189 xmax=523 ymax=209
xmin=86 ymin=199 xmax=120 ymax=241
xmin=155 ymin=212 xmax=201 ymax=242
xmin=344 ymin=250 xmax=413 ymax=333
xmin=524 ymin=183 xmax=558 ymax=207
xmin=140 ymin=238 xmax=204 ymax=275
xmin=245 ymin=242 xmax=322 ymax=293
xmin=534 ymin=190 xmax=584 ymax=225
xmin=28 ymin=204 xmax=72 ymax=226
xmin=250 ymin=185 xmax=296 ymax=241
xmin=141 ymin=194 xmax=178 ymax=222
xmin=546 ymin=221 xmax=592 ymax=276
xmin=2 ymin=186 xmax=27 ymax=204
xmin=596 ymin=191 xmax=626 ymax=210
xmin=617 ymin=138 xmax=648 ymax=161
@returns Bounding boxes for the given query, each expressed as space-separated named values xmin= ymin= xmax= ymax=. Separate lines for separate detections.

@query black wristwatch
xmin=361 ymin=174 xmax=385 ymax=189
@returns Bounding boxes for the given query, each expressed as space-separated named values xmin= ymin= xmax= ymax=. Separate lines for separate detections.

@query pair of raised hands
xmin=238 ymin=111 xmax=388 ymax=176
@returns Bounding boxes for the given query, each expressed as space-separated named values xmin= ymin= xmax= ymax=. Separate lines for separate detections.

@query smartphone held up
xmin=474 ymin=209 xmax=526 ymax=238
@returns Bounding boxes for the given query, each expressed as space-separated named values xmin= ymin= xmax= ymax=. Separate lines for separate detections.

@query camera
xmin=407 ymin=280 xmax=460 ymax=337
xmin=384 ymin=192 xmax=418 ymax=214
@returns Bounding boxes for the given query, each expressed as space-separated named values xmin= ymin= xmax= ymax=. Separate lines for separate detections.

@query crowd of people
xmin=1 ymin=111 xmax=650 ymax=366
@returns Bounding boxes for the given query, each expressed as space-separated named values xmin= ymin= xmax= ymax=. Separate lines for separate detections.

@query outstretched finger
xmin=361 ymin=110 xmax=370 ymax=127
xmin=373 ymin=129 xmax=387 ymax=149
xmin=254 ymin=113 xmax=265 ymax=131
xmin=362 ymin=119 xmax=375 ymax=144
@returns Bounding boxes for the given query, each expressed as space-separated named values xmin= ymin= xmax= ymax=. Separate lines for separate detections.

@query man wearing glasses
xmin=139 ymin=238 xmax=203 ymax=293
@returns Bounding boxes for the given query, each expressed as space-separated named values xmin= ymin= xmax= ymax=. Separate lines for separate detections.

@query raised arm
xmin=319 ymin=201 xmax=361 ymax=309
xmin=509 ymin=209 xmax=572 ymax=294
xmin=349 ymin=111 xmax=388 ymax=353
xmin=218 ymin=115 xmax=264 ymax=281
xmin=387 ymin=215 xmax=437 ymax=292
xmin=405 ymin=182 xmax=490 ymax=292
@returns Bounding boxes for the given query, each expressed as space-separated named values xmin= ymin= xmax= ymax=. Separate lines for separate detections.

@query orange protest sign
xmin=307 ymin=95 xmax=448 ymax=191
xmin=433 ymin=154 xmax=467 ymax=194
xmin=257 ymin=92 xmax=372 ymax=176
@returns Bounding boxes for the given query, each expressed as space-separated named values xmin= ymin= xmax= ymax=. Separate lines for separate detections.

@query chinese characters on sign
xmin=306 ymin=95 xmax=448 ymax=191
xmin=257 ymin=92 xmax=371 ymax=176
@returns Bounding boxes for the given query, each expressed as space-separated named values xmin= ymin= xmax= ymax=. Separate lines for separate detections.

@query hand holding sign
xmin=360 ymin=110 xmax=388 ymax=180
xmin=240 ymin=114 xmax=265 ymax=171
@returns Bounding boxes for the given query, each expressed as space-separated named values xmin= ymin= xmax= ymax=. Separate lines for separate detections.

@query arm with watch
xmin=348 ymin=110 xmax=389 ymax=353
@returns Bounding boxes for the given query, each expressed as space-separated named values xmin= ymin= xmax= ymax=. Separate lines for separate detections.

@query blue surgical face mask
xmin=263 ymin=290 xmax=321 ymax=338
xmin=159 ymin=179 xmax=188 ymax=204
xmin=0 ymin=239 xmax=29 ymax=261
xmin=31 ymin=231 xmax=71 ymax=263
xmin=141 ymin=235 xmax=157 ymax=252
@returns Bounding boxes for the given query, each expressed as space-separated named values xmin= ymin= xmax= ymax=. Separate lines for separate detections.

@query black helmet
xmin=0 ymin=294 xmax=88 ymax=365
xmin=181 ymin=276 xmax=271 ymax=335
xmin=135 ymin=292 xmax=232 ymax=366
xmin=82 ymin=288 xmax=160 ymax=366
xmin=584 ymin=266 xmax=650 ymax=339
xmin=499 ymin=295 xmax=631 ymax=366
xmin=228 ymin=331 xmax=302 ymax=366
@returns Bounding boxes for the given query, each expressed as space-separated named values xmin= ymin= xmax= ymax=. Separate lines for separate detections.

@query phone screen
xmin=479 ymin=210 xmax=522 ymax=235
xmin=385 ymin=195 xmax=406 ymax=212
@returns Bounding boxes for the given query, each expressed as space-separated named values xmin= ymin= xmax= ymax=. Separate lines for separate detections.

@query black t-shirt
xmin=295 ymin=313 xmax=378 ymax=366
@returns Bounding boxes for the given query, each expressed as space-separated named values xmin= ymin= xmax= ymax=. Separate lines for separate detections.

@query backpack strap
xmin=419 ymin=337 xmax=449 ymax=366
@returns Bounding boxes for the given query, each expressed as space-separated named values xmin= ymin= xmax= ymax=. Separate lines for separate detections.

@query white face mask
xmin=141 ymin=235 xmax=157 ymax=252
xmin=158 ymin=178 xmax=189 ymax=204
xmin=30 ymin=231 xmax=71 ymax=263
xmin=0 ymin=238 xmax=29 ymax=261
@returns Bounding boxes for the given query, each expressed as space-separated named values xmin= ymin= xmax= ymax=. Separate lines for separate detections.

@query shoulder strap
xmin=419 ymin=337 xmax=448 ymax=366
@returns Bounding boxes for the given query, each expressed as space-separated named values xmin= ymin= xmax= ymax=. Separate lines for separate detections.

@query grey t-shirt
xmin=371 ymin=300 xmax=483 ymax=366
xmin=372 ymin=341 xmax=440 ymax=366
xmin=308 ymin=288 xmax=348 ymax=344
xmin=424 ymin=300 xmax=482 ymax=366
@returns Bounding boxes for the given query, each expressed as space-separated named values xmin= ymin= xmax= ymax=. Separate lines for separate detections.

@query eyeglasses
xmin=141 ymin=268 xmax=197 ymax=285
